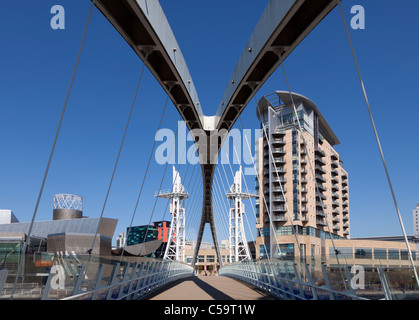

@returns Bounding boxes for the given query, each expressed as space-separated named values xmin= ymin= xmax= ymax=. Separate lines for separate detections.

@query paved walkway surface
xmin=144 ymin=276 xmax=276 ymax=300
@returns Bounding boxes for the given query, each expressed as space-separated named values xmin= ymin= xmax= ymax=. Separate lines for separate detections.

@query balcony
xmin=316 ymin=209 xmax=326 ymax=217
xmin=315 ymin=156 xmax=326 ymax=165
xmin=264 ymin=137 xmax=285 ymax=148
xmin=316 ymin=218 xmax=327 ymax=226
xmin=272 ymin=148 xmax=286 ymax=154
xmin=316 ymin=192 xmax=326 ymax=200
xmin=271 ymin=214 xmax=287 ymax=222
xmin=315 ymin=174 xmax=326 ymax=182
xmin=271 ymin=129 xmax=286 ymax=136
xmin=315 ymin=148 xmax=326 ymax=157
xmin=317 ymin=184 xmax=326 ymax=192
xmin=271 ymin=195 xmax=286 ymax=202
xmin=315 ymin=165 xmax=326 ymax=174
xmin=272 ymin=176 xmax=287 ymax=184
xmin=272 ymin=205 xmax=286 ymax=211
xmin=273 ymin=157 xmax=286 ymax=164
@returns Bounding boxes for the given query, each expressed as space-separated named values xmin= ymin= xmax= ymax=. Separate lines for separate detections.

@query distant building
xmin=126 ymin=225 xmax=158 ymax=246
xmin=184 ymin=240 xmax=256 ymax=275
xmin=122 ymin=221 xmax=171 ymax=258
xmin=0 ymin=210 xmax=19 ymax=224
xmin=154 ymin=220 xmax=171 ymax=243
xmin=116 ymin=232 xmax=126 ymax=249
xmin=0 ymin=194 xmax=117 ymax=257
xmin=414 ymin=203 xmax=419 ymax=237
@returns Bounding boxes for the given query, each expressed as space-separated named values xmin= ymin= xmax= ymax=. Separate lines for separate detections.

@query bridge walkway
xmin=142 ymin=275 xmax=276 ymax=300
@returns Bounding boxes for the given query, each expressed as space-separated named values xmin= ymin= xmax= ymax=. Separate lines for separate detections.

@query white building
xmin=116 ymin=232 xmax=126 ymax=249
xmin=414 ymin=203 xmax=419 ymax=237
xmin=0 ymin=210 xmax=19 ymax=224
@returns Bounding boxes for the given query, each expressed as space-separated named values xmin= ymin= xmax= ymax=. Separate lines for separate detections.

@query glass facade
xmin=126 ymin=225 xmax=158 ymax=246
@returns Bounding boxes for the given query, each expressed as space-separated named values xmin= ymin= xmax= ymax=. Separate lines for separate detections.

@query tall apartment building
xmin=255 ymin=91 xmax=349 ymax=259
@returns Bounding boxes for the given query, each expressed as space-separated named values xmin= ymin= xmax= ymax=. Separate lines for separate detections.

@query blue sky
xmin=0 ymin=0 xmax=418 ymax=245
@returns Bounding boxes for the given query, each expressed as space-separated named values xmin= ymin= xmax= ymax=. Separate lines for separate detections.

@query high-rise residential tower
xmin=255 ymin=91 xmax=349 ymax=259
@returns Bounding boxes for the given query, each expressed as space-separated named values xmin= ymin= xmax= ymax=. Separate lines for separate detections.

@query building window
xmin=388 ymin=249 xmax=399 ymax=260
xmin=330 ymin=247 xmax=353 ymax=259
xmin=260 ymin=245 xmax=270 ymax=259
xmin=374 ymin=249 xmax=387 ymax=260
xmin=400 ymin=250 xmax=409 ymax=260
xmin=206 ymin=255 xmax=215 ymax=263
xmin=198 ymin=255 xmax=205 ymax=263
xmin=278 ymin=243 xmax=294 ymax=260
xmin=355 ymin=248 xmax=372 ymax=259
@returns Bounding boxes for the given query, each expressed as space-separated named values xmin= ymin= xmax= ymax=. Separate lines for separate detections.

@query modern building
xmin=0 ymin=194 xmax=117 ymax=258
xmin=255 ymin=91 xmax=349 ymax=259
xmin=115 ymin=232 xmax=126 ymax=249
xmin=414 ymin=203 xmax=419 ymax=237
xmin=121 ymin=221 xmax=171 ymax=258
xmin=253 ymin=91 xmax=418 ymax=267
xmin=0 ymin=210 xmax=19 ymax=224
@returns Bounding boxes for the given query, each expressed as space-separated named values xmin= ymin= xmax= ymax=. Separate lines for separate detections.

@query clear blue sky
xmin=0 ymin=0 xmax=418 ymax=245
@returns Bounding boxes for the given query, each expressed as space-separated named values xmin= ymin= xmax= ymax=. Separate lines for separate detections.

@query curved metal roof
xmin=257 ymin=91 xmax=340 ymax=146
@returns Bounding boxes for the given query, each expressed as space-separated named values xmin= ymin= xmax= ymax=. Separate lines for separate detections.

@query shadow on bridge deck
xmin=142 ymin=276 xmax=276 ymax=300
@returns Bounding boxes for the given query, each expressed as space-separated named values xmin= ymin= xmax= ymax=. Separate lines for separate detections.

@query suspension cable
xmin=337 ymin=0 xmax=419 ymax=287
xmin=236 ymin=118 xmax=275 ymax=263
xmin=10 ymin=0 xmax=96 ymax=299
xmin=87 ymin=62 xmax=146 ymax=261
xmin=254 ymin=95 xmax=306 ymax=261
xmin=279 ymin=59 xmax=348 ymax=289
xmin=119 ymin=95 xmax=170 ymax=258
xmin=133 ymin=116 xmax=183 ymax=258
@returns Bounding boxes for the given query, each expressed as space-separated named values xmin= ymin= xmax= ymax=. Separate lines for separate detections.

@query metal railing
xmin=219 ymin=257 xmax=419 ymax=300
xmin=0 ymin=254 xmax=193 ymax=300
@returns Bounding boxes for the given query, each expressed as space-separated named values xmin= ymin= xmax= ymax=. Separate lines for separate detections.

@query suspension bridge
xmin=0 ymin=0 xmax=418 ymax=302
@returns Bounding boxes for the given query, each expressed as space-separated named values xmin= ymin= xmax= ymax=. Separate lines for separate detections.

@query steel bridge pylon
xmin=156 ymin=166 xmax=188 ymax=262
xmin=226 ymin=166 xmax=255 ymax=263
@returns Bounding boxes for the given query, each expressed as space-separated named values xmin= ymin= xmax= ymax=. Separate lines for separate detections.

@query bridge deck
xmin=144 ymin=276 xmax=276 ymax=300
